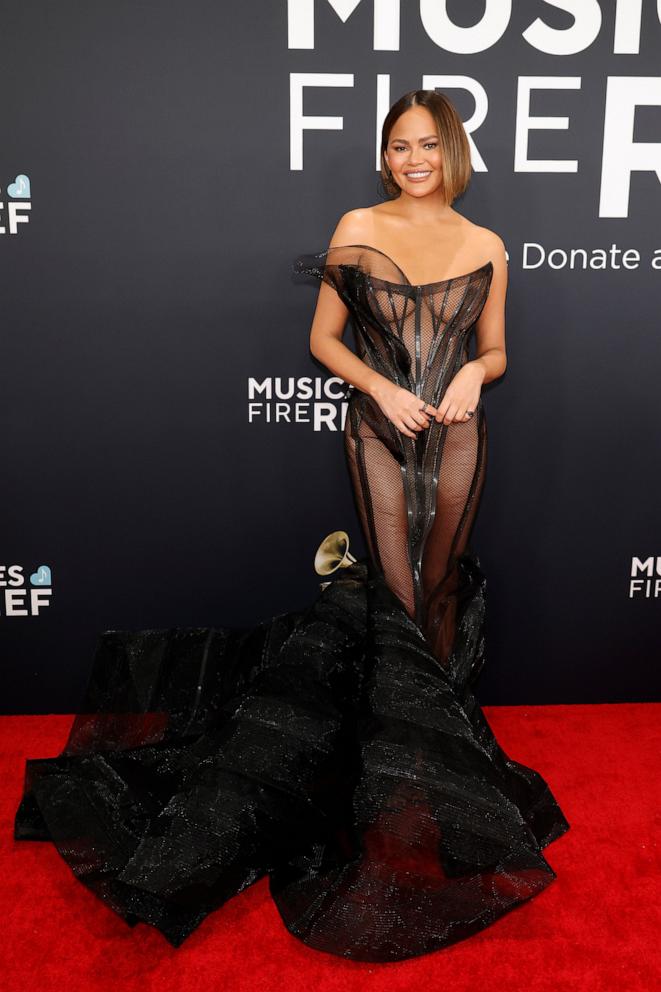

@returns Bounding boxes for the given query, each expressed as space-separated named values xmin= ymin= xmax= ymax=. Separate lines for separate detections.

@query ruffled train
xmin=14 ymin=551 xmax=569 ymax=962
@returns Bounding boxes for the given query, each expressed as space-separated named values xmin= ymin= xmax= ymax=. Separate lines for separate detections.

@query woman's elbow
xmin=310 ymin=332 xmax=331 ymax=361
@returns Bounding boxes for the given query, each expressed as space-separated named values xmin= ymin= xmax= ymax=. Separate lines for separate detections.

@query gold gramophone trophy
xmin=314 ymin=530 xmax=357 ymax=589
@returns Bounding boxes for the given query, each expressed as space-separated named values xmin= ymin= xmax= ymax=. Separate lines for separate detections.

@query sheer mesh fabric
xmin=12 ymin=244 xmax=570 ymax=962
xmin=304 ymin=245 xmax=493 ymax=664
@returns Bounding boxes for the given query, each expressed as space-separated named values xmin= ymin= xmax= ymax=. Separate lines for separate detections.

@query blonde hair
xmin=380 ymin=89 xmax=473 ymax=203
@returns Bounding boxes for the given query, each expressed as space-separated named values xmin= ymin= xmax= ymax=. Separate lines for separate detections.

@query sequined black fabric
xmin=13 ymin=245 xmax=570 ymax=962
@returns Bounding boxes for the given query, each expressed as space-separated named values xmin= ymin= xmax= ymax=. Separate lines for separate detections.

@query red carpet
xmin=2 ymin=703 xmax=659 ymax=992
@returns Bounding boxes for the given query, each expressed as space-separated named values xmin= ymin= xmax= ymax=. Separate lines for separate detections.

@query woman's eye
xmin=393 ymin=142 xmax=437 ymax=152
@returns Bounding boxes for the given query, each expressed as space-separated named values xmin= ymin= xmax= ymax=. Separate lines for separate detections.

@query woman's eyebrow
xmin=389 ymin=134 xmax=438 ymax=143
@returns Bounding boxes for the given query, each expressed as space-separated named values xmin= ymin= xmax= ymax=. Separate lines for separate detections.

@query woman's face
xmin=384 ymin=106 xmax=445 ymax=199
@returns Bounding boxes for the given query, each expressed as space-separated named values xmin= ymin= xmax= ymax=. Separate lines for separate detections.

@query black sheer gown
xmin=13 ymin=244 xmax=570 ymax=962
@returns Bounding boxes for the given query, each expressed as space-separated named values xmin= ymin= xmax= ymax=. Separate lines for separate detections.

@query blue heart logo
xmin=30 ymin=565 xmax=52 ymax=586
xmin=7 ymin=174 xmax=31 ymax=198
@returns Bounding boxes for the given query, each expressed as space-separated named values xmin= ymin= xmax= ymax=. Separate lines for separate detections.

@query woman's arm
xmin=433 ymin=233 xmax=508 ymax=425
xmin=308 ymin=210 xmax=393 ymax=398
xmin=471 ymin=234 xmax=508 ymax=385
xmin=307 ymin=211 xmax=437 ymax=439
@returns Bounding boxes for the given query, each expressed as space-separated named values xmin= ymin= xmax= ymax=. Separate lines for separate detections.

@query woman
xmin=14 ymin=90 xmax=569 ymax=963
xmin=299 ymin=89 xmax=506 ymax=666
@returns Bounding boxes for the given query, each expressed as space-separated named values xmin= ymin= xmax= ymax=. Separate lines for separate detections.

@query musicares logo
xmin=1 ymin=173 xmax=31 ymax=234
xmin=0 ymin=564 xmax=52 ymax=617
xmin=247 ymin=376 xmax=351 ymax=430
xmin=629 ymin=557 xmax=661 ymax=598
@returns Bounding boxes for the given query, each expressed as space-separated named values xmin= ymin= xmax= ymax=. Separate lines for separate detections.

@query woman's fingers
xmin=397 ymin=420 xmax=417 ymax=439
xmin=436 ymin=405 xmax=459 ymax=425
xmin=391 ymin=394 xmax=450 ymax=438
xmin=442 ymin=403 xmax=460 ymax=425
xmin=379 ymin=389 xmax=443 ymax=439
xmin=409 ymin=400 xmax=438 ymax=428
xmin=432 ymin=393 xmax=479 ymax=425
xmin=402 ymin=412 xmax=424 ymax=432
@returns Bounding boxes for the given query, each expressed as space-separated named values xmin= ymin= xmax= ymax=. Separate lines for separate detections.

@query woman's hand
xmin=434 ymin=361 xmax=485 ymax=425
xmin=371 ymin=381 xmax=439 ymax=439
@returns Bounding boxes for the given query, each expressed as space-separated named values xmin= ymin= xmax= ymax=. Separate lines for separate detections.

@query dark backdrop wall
xmin=2 ymin=2 xmax=660 ymax=713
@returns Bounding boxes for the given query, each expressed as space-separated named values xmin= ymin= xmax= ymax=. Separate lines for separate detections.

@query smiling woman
xmin=379 ymin=89 xmax=473 ymax=205
xmin=391 ymin=138 xmax=438 ymax=183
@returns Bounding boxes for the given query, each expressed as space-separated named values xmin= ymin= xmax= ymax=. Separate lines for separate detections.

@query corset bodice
xmin=293 ymin=244 xmax=494 ymax=406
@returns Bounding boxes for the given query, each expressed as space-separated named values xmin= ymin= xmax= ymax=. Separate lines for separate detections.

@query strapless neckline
xmin=335 ymin=243 xmax=494 ymax=291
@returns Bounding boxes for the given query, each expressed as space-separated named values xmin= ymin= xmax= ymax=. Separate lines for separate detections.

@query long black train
xmin=13 ymin=245 xmax=570 ymax=962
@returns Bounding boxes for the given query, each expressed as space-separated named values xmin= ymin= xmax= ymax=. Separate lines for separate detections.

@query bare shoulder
xmin=327 ymin=207 xmax=375 ymax=248
xmin=463 ymin=219 xmax=508 ymax=267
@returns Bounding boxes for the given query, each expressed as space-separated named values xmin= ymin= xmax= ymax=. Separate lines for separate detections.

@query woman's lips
xmin=404 ymin=171 xmax=432 ymax=182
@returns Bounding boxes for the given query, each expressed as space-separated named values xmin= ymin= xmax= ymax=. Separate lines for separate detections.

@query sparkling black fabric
xmin=14 ymin=245 xmax=570 ymax=962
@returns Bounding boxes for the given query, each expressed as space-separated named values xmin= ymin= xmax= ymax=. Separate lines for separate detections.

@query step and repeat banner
xmin=2 ymin=1 xmax=659 ymax=712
